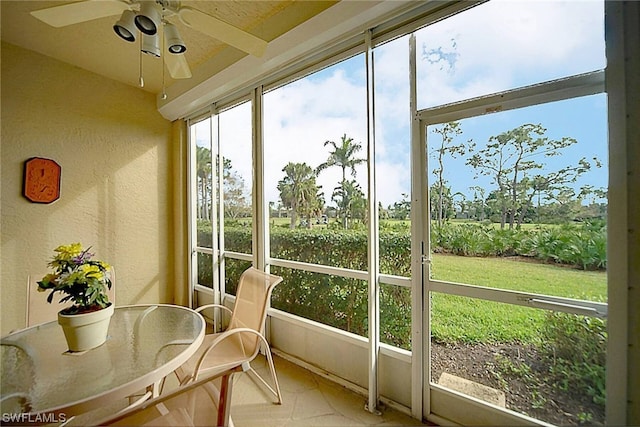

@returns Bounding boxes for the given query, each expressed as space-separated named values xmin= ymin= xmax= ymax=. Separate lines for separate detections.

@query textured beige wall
xmin=1 ymin=42 xmax=175 ymax=334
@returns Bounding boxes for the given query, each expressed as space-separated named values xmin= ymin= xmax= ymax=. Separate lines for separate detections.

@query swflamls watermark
xmin=1 ymin=412 xmax=67 ymax=425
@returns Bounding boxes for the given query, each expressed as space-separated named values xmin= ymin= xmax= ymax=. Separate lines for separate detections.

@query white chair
xmin=174 ymin=267 xmax=284 ymax=404
xmin=25 ymin=268 xmax=115 ymax=327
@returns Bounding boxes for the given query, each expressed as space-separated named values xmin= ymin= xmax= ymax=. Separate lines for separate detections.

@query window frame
xmin=411 ymin=42 xmax=609 ymax=425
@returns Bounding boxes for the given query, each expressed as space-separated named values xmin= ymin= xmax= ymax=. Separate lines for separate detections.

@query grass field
xmin=432 ymin=254 xmax=606 ymax=300
xmin=430 ymin=254 xmax=607 ymax=344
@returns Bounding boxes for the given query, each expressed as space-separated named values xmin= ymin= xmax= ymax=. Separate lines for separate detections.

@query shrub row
xmin=212 ymin=221 xmax=606 ymax=273
xmin=198 ymin=221 xmax=604 ymax=349
xmin=430 ymin=221 xmax=606 ymax=270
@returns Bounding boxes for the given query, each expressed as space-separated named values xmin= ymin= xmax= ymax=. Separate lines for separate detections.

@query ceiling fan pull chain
xmin=161 ymin=21 xmax=167 ymax=99
xmin=139 ymin=35 xmax=145 ymax=88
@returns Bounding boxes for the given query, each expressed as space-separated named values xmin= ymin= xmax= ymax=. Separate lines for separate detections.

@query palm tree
xmin=316 ymin=133 xmax=366 ymax=182
xmin=331 ymin=179 xmax=365 ymax=229
xmin=316 ymin=134 xmax=365 ymax=228
xmin=277 ymin=162 xmax=321 ymax=229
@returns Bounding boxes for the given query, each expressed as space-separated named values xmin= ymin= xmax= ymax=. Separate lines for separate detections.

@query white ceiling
xmin=0 ymin=1 xmax=338 ymax=95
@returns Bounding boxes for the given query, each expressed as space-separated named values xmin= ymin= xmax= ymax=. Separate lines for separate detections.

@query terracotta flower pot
xmin=58 ymin=304 xmax=114 ymax=352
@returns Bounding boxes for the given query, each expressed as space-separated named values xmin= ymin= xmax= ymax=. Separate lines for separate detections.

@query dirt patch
xmin=431 ymin=342 xmax=604 ymax=426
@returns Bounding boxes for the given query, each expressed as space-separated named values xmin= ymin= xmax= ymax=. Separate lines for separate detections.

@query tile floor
xmin=229 ymin=354 xmax=426 ymax=427
xmin=69 ymin=353 xmax=427 ymax=426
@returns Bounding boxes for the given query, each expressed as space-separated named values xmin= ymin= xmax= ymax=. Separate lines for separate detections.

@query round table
xmin=1 ymin=304 xmax=205 ymax=422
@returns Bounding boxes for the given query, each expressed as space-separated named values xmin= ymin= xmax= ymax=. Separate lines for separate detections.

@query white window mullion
xmin=417 ymin=70 xmax=604 ymax=126
xmin=604 ymin=1 xmax=637 ymax=423
xmin=216 ymin=107 xmax=227 ymax=304
xmin=429 ymin=280 xmax=607 ymax=318
xmin=210 ymin=106 xmax=222 ymax=306
xmin=186 ymin=117 xmax=198 ymax=308
xmin=252 ymin=86 xmax=268 ymax=271
xmin=409 ymin=33 xmax=427 ymax=420
xmin=365 ymin=29 xmax=381 ymax=415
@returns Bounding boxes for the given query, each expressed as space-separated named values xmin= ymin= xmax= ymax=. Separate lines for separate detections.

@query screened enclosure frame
xmin=184 ymin=1 xmax=635 ymax=424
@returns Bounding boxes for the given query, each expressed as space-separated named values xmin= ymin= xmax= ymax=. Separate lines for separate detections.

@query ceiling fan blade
xmin=165 ymin=53 xmax=192 ymax=79
xmin=31 ymin=0 xmax=129 ymax=28
xmin=178 ymin=7 xmax=267 ymax=58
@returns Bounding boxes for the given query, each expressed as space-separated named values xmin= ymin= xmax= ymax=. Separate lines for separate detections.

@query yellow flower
xmin=65 ymin=270 xmax=87 ymax=285
xmin=54 ymin=243 xmax=82 ymax=260
xmin=48 ymin=242 xmax=83 ymax=269
xmin=81 ymin=264 xmax=102 ymax=279
xmin=39 ymin=243 xmax=111 ymax=310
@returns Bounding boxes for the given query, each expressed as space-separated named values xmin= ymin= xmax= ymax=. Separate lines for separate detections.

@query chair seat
xmin=175 ymin=333 xmax=252 ymax=384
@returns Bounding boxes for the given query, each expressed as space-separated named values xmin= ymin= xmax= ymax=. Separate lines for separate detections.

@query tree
xmin=452 ymin=191 xmax=467 ymax=219
xmin=469 ymin=186 xmax=487 ymax=221
xmin=390 ymin=193 xmax=411 ymax=220
xmin=466 ymin=123 xmax=595 ymax=229
xmin=317 ymin=134 xmax=366 ymax=228
xmin=516 ymin=160 xmax=595 ymax=227
xmin=331 ymin=180 xmax=366 ymax=229
xmin=429 ymin=183 xmax=455 ymax=221
xmin=196 ymin=148 xmax=251 ymax=221
xmin=430 ymin=122 xmax=472 ymax=227
xmin=196 ymin=146 xmax=212 ymax=220
xmin=222 ymin=158 xmax=250 ymax=219
xmin=277 ymin=162 xmax=322 ymax=229
xmin=299 ymin=188 xmax=325 ymax=229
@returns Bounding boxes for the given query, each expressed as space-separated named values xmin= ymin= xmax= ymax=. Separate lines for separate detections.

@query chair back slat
xmin=228 ymin=268 xmax=282 ymax=356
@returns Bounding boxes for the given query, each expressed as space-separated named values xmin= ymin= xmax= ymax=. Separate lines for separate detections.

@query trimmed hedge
xmin=197 ymin=220 xmax=606 ymax=350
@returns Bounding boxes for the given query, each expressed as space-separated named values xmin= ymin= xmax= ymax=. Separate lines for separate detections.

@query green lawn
xmin=430 ymin=254 xmax=607 ymax=344
xmin=432 ymin=254 xmax=606 ymax=301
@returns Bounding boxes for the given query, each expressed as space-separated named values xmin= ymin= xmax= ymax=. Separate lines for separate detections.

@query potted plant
xmin=38 ymin=243 xmax=113 ymax=352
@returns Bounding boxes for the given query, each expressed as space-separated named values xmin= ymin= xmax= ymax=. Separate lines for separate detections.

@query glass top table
xmin=1 ymin=304 xmax=205 ymax=420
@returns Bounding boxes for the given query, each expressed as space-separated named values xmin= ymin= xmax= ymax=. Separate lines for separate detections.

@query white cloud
xmin=416 ymin=0 xmax=605 ymax=107
xmin=262 ymin=68 xmax=368 ymax=205
xmin=375 ymin=162 xmax=410 ymax=207
xmin=208 ymin=0 xmax=605 ymax=211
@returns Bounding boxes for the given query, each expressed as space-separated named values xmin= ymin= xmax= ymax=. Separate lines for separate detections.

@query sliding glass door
xmin=415 ymin=2 xmax=608 ymax=423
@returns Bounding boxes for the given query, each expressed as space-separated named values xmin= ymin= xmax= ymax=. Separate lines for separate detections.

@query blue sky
xmin=204 ymin=0 xmax=607 ymax=209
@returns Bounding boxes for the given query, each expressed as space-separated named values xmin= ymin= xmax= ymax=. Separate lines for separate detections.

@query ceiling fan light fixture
xmin=135 ymin=1 xmax=161 ymax=35
xmin=164 ymin=23 xmax=186 ymax=54
xmin=113 ymin=10 xmax=137 ymax=42
xmin=141 ymin=33 xmax=161 ymax=57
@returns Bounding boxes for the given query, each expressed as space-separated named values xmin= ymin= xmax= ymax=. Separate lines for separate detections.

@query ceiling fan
xmin=30 ymin=0 xmax=268 ymax=87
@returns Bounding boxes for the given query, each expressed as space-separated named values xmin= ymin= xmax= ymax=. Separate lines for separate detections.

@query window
xmin=427 ymin=95 xmax=607 ymax=300
xmin=190 ymin=101 xmax=253 ymax=294
xmin=192 ymin=117 xmax=215 ymax=288
xmin=219 ymin=101 xmax=253 ymax=294
xmin=264 ymin=55 xmax=368 ymax=266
